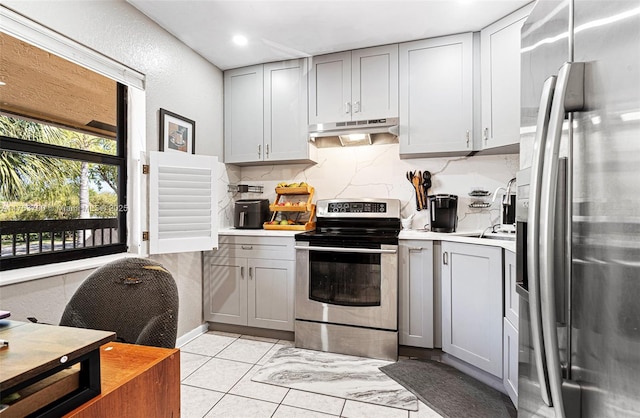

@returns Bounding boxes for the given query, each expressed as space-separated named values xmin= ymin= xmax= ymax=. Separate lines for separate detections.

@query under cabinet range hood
xmin=309 ymin=117 xmax=399 ymax=139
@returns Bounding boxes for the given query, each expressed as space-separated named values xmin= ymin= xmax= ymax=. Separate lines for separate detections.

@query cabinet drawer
xmin=212 ymin=236 xmax=295 ymax=260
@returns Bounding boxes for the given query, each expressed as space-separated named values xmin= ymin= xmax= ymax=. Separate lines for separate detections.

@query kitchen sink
xmin=478 ymin=231 xmax=516 ymax=241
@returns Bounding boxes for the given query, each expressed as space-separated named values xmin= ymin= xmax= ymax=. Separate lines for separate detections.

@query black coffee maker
xmin=428 ymin=194 xmax=458 ymax=232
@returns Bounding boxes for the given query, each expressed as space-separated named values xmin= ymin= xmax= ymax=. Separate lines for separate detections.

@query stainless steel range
xmin=294 ymin=198 xmax=400 ymax=361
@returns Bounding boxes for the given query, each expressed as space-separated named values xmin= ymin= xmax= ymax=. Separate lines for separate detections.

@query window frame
xmin=0 ymin=84 xmax=128 ymax=271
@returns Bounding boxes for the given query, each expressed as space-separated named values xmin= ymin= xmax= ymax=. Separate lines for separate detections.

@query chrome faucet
xmin=503 ymin=177 xmax=516 ymax=205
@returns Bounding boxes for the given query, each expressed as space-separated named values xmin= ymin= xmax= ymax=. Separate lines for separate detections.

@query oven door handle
xmin=294 ymin=245 xmax=397 ymax=254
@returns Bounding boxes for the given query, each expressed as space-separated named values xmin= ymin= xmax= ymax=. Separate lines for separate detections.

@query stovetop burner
xmin=296 ymin=198 xmax=401 ymax=246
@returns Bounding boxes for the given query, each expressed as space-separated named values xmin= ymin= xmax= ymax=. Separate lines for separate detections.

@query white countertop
xmin=218 ymin=227 xmax=516 ymax=252
xmin=400 ymin=229 xmax=516 ymax=252
xmin=219 ymin=227 xmax=302 ymax=237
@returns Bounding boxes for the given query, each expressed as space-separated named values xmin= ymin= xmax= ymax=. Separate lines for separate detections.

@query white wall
xmin=221 ymin=144 xmax=519 ymax=232
xmin=1 ymin=0 xmax=224 ymax=338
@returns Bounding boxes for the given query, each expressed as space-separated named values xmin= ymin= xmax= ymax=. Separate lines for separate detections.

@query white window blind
xmin=149 ymin=151 xmax=218 ymax=254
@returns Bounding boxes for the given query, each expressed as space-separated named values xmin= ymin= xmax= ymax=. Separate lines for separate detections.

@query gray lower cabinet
xmin=441 ymin=241 xmax=503 ymax=377
xmin=399 ymin=240 xmax=434 ymax=348
xmin=503 ymin=249 xmax=518 ymax=404
xmin=503 ymin=317 xmax=518 ymax=404
xmin=203 ymin=236 xmax=295 ymax=331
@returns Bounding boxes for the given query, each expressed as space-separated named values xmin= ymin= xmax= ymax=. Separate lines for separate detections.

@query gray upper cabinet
xmin=224 ymin=58 xmax=315 ymax=165
xmin=480 ymin=4 xmax=534 ymax=153
xmin=309 ymin=44 xmax=398 ymax=124
xmin=264 ymin=60 xmax=310 ymax=162
xmin=399 ymin=33 xmax=474 ymax=157
xmin=224 ymin=64 xmax=263 ymax=163
xmin=309 ymin=51 xmax=351 ymax=124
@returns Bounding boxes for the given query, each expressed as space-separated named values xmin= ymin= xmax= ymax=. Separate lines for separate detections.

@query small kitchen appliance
xmin=428 ymin=194 xmax=458 ymax=232
xmin=294 ymin=198 xmax=401 ymax=361
xmin=234 ymin=199 xmax=269 ymax=229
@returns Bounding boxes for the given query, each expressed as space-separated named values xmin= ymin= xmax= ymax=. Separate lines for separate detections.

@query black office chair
xmin=59 ymin=257 xmax=179 ymax=348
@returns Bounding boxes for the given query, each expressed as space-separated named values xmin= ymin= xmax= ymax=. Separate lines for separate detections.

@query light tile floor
xmin=180 ymin=331 xmax=443 ymax=418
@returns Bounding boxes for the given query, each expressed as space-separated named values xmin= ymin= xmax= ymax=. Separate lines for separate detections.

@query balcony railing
xmin=1 ymin=218 xmax=124 ymax=270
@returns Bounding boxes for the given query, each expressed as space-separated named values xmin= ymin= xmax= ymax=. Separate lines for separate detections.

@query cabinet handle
xmin=240 ymin=266 xmax=245 ymax=279
xmin=265 ymin=144 xmax=269 ymax=157
xmin=408 ymin=247 xmax=423 ymax=251
xmin=345 ymin=102 xmax=351 ymax=114
xmin=241 ymin=245 xmax=253 ymax=250
xmin=466 ymin=130 xmax=470 ymax=147
xmin=443 ymin=251 xmax=448 ymax=265
xmin=258 ymin=144 xmax=261 ymax=158
xmin=249 ymin=267 xmax=253 ymax=279
xmin=354 ymin=101 xmax=360 ymax=113
xmin=483 ymin=127 xmax=489 ymax=141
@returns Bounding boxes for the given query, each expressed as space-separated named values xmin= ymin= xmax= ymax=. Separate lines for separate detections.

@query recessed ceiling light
xmin=232 ymin=35 xmax=248 ymax=46
xmin=0 ymin=81 xmax=6 ymax=86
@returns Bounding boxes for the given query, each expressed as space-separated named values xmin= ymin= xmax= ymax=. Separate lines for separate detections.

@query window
xmin=0 ymin=32 xmax=128 ymax=270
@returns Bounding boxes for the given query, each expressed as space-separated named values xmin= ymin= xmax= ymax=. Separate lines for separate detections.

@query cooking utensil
xmin=418 ymin=171 xmax=426 ymax=210
xmin=422 ymin=171 xmax=432 ymax=189
xmin=406 ymin=171 xmax=421 ymax=210
xmin=411 ymin=172 xmax=423 ymax=210
xmin=405 ymin=170 xmax=414 ymax=184
xmin=422 ymin=171 xmax=432 ymax=209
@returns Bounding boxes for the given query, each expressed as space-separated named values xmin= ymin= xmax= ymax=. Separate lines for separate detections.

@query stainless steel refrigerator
xmin=516 ymin=0 xmax=640 ymax=417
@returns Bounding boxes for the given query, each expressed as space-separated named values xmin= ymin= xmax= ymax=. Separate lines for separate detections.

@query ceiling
xmin=127 ymin=0 xmax=532 ymax=70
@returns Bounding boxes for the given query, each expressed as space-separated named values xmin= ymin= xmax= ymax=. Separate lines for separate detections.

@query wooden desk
xmin=64 ymin=342 xmax=180 ymax=417
xmin=0 ymin=322 xmax=179 ymax=417
xmin=0 ymin=320 xmax=114 ymax=416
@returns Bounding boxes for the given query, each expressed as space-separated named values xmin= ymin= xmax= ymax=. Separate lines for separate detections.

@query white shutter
xmin=149 ymin=151 xmax=218 ymax=254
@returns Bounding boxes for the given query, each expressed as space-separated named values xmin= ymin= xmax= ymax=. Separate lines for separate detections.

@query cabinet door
xmin=503 ymin=317 xmax=518 ymax=406
xmin=399 ymin=33 xmax=473 ymax=156
xmin=247 ymin=259 xmax=295 ymax=331
xmin=441 ymin=242 xmax=503 ymax=377
xmin=504 ymin=250 xmax=519 ymax=328
xmin=309 ymin=51 xmax=352 ymax=124
xmin=480 ymin=5 xmax=532 ymax=150
xmin=399 ymin=241 xmax=434 ymax=348
xmin=224 ymin=65 xmax=264 ymax=163
xmin=352 ymin=45 xmax=398 ymax=120
xmin=264 ymin=59 xmax=309 ymax=162
xmin=204 ymin=257 xmax=247 ymax=326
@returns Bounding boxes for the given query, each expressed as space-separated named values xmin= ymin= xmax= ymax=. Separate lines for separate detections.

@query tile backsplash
xmin=219 ymin=144 xmax=518 ymax=232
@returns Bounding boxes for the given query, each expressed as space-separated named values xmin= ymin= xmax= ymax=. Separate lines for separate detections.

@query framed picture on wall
xmin=159 ymin=108 xmax=195 ymax=154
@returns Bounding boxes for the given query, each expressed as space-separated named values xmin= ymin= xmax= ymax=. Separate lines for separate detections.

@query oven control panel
xmin=316 ymin=198 xmax=401 ymax=218
xmin=327 ymin=202 xmax=387 ymax=213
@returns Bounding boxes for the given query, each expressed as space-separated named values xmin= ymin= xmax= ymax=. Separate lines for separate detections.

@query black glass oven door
xmin=308 ymin=250 xmax=381 ymax=307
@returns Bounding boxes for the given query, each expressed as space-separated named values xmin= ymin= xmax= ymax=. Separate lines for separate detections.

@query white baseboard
xmin=176 ymin=323 xmax=209 ymax=347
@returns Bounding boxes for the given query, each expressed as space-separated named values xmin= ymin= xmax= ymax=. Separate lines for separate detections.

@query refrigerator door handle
xmin=527 ymin=75 xmax=557 ymax=407
xmin=539 ymin=62 xmax=585 ymax=418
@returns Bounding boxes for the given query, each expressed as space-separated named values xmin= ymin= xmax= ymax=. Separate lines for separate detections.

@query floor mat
xmin=251 ymin=347 xmax=418 ymax=411
xmin=379 ymin=359 xmax=517 ymax=418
